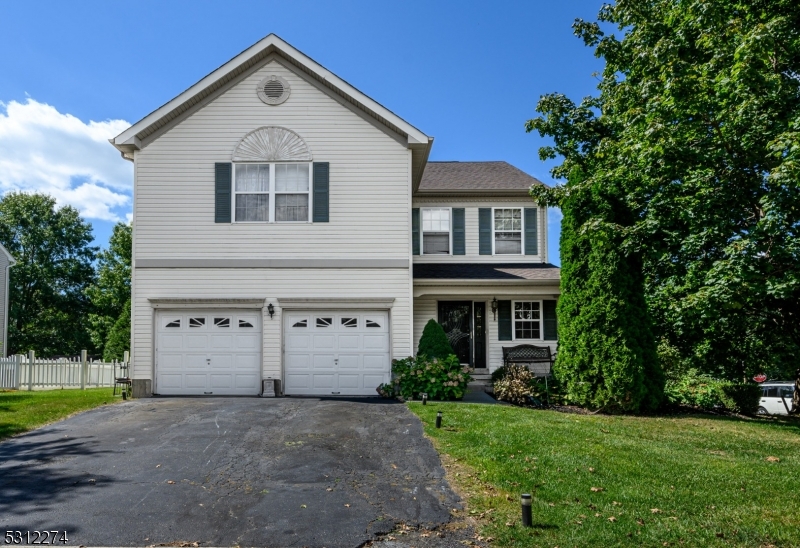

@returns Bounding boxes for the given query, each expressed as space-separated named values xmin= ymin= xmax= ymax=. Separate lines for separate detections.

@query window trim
xmin=420 ymin=207 xmax=453 ymax=256
xmin=492 ymin=207 xmax=524 ymax=255
xmin=511 ymin=299 xmax=543 ymax=341
xmin=232 ymin=161 xmax=313 ymax=223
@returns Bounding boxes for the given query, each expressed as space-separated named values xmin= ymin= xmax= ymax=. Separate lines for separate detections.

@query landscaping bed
xmin=409 ymin=403 xmax=800 ymax=547
xmin=0 ymin=388 xmax=118 ymax=441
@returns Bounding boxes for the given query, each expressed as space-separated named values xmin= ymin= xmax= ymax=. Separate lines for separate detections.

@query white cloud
xmin=0 ymin=98 xmax=132 ymax=222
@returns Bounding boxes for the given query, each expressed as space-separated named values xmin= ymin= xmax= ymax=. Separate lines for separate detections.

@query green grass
xmin=409 ymin=403 xmax=800 ymax=547
xmin=0 ymin=388 xmax=118 ymax=441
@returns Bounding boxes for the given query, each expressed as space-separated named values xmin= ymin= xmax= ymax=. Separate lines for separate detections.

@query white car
xmin=758 ymin=383 xmax=795 ymax=415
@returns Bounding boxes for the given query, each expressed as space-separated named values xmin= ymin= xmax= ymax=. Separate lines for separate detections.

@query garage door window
xmin=292 ymin=319 xmax=308 ymax=327
xmin=165 ymin=319 xmax=181 ymax=328
xmin=239 ymin=319 xmax=255 ymax=328
xmin=316 ymin=317 xmax=333 ymax=327
xmin=342 ymin=317 xmax=357 ymax=328
xmin=366 ymin=319 xmax=381 ymax=328
xmin=214 ymin=317 xmax=230 ymax=327
xmin=189 ymin=317 xmax=206 ymax=327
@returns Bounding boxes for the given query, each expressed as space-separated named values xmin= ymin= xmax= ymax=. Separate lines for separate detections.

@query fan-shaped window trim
xmin=232 ymin=126 xmax=312 ymax=163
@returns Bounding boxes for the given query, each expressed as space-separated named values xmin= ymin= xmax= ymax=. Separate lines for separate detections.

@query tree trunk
xmin=792 ymin=368 xmax=800 ymax=415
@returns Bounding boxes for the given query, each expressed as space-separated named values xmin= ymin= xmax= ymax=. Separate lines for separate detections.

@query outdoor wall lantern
xmin=267 ymin=303 xmax=275 ymax=319
xmin=491 ymin=297 xmax=498 ymax=320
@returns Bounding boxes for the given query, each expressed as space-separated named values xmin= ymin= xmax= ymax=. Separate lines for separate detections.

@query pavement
xmin=0 ymin=397 xmax=479 ymax=547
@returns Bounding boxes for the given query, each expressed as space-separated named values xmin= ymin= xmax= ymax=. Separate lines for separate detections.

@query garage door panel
xmin=363 ymin=355 xmax=387 ymax=370
xmin=186 ymin=335 xmax=208 ymax=349
xmin=209 ymin=374 xmax=232 ymax=388
xmin=156 ymin=309 xmax=261 ymax=396
xmin=363 ymin=334 xmax=388 ymax=350
xmin=312 ymin=374 xmax=335 ymax=389
xmin=338 ymin=354 xmax=360 ymax=369
xmin=286 ymin=353 xmax=310 ymax=370
xmin=313 ymin=354 xmax=335 ymax=369
xmin=159 ymin=335 xmax=184 ymax=350
xmin=284 ymin=310 xmax=390 ymax=396
xmin=184 ymin=374 xmax=208 ymax=388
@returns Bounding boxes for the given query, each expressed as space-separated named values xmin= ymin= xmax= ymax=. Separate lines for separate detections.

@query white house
xmin=110 ymin=34 xmax=560 ymax=397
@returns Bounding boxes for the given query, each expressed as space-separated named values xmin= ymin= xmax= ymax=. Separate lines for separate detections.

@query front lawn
xmin=409 ymin=403 xmax=800 ymax=547
xmin=0 ymin=388 xmax=118 ymax=441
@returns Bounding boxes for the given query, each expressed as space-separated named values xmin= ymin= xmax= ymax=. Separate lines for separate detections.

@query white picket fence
xmin=0 ymin=350 xmax=129 ymax=390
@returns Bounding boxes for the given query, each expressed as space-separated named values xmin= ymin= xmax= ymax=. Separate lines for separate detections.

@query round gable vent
xmin=257 ymin=75 xmax=290 ymax=105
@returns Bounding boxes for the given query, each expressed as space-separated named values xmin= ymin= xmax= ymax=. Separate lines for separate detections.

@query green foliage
xmin=417 ymin=319 xmax=454 ymax=360
xmin=491 ymin=365 xmax=509 ymax=384
xmin=0 ymin=193 xmax=97 ymax=356
xmin=664 ymin=369 xmax=761 ymax=414
xmin=716 ymin=383 xmax=762 ymax=416
xmin=528 ymin=1 xmax=800 ymax=381
xmin=389 ymin=355 xmax=471 ymax=400
xmin=103 ymin=299 xmax=130 ymax=361
xmin=493 ymin=364 xmax=537 ymax=406
xmin=87 ymin=222 xmax=131 ymax=357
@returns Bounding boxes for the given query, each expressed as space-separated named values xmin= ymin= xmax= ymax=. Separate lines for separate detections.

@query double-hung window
xmin=421 ymin=208 xmax=451 ymax=255
xmin=513 ymin=301 xmax=541 ymax=340
xmin=494 ymin=208 xmax=522 ymax=254
xmin=234 ymin=163 xmax=311 ymax=222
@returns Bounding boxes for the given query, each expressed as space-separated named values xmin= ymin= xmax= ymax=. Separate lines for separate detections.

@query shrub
xmin=491 ymin=365 xmax=508 ymax=384
xmin=716 ymin=383 xmax=762 ymax=415
xmin=494 ymin=364 xmax=537 ymax=406
xmin=664 ymin=369 xmax=762 ymax=415
xmin=376 ymin=383 xmax=395 ymax=398
xmin=388 ymin=354 xmax=471 ymax=400
xmin=664 ymin=369 xmax=720 ymax=409
xmin=417 ymin=319 xmax=454 ymax=360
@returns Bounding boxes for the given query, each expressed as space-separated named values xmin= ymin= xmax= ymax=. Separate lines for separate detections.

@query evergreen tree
xmin=417 ymin=319 xmax=455 ymax=360
xmin=103 ymin=299 xmax=131 ymax=361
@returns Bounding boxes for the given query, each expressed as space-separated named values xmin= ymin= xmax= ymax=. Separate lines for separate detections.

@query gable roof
xmin=110 ymin=34 xmax=433 ymax=187
xmin=0 ymin=243 xmax=15 ymax=267
xmin=417 ymin=161 xmax=546 ymax=196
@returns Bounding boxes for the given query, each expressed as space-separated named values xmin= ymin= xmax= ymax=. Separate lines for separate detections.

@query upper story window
xmin=421 ymin=208 xmax=451 ymax=255
xmin=234 ymin=162 xmax=311 ymax=223
xmin=494 ymin=208 xmax=522 ymax=254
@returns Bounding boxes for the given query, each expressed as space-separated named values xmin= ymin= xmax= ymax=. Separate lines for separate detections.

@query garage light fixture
xmin=267 ymin=303 xmax=275 ymax=319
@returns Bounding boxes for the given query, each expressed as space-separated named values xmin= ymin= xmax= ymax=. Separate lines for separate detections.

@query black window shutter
xmin=479 ymin=208 xmax=492 ymax=255
xmin=313 ymin=162 xmax=330 ymax=222
xmin=524 ymin=208 xmax=539 ymax=255
xmin=543 ymin=300 xmax=558 ymax=340
xmin=498 ymin=300 xmax=512 ymax=341
xmin=452 ymin=208 xmax=465 ymax=255
xmin=215 ymin=163 xmax=232 ymax=223
xmin=411 ymin=208 xmax=420 ymax=255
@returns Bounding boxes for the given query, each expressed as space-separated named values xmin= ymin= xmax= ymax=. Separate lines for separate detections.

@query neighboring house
xmin=110 ymin=34 xmax=560 ymax=397
xmin=0 ymin=243 xmax=15 ymax=357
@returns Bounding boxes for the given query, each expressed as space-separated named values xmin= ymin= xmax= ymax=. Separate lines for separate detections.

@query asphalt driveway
xmin=0 ymin=397 xmax=465 ymax=547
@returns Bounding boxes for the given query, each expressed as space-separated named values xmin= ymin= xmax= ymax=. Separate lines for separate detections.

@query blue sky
xmin=0 ymin=0 xmax=605 ymax=263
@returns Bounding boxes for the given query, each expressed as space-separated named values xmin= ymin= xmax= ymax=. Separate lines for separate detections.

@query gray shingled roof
xmin=414 ymin=263 xmax=561 ymax=281
xmin=418 ymin=161 xmax=546 ymax=193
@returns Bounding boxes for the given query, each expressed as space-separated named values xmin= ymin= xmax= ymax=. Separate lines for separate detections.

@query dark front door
xmin=438 ymin=301 xmax=472 ymax=365
xmin=473 ymin=302 xmax=486 ymax=369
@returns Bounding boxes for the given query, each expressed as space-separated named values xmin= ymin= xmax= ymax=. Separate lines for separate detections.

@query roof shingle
xmin=418 ymin=161 xmax=545 ymax=193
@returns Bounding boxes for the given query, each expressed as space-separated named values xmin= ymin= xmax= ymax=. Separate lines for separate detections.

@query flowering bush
xmin=377 ymin=354 xmax=472 ymax=400
xmin=493 ymin=364 xmax=538 ymax=405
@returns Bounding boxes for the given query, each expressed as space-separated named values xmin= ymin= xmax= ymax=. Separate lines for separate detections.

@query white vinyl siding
xmin=133 ymin=58 xmax=410 ymax=260
xmin=411 ymin=198 xmax=546 ymax=263
xmin=132 ymin=268 xmax=411 ymax=383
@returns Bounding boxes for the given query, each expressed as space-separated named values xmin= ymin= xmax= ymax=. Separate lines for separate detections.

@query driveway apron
xmin=0 ymin=397 xmax=463 ymax=547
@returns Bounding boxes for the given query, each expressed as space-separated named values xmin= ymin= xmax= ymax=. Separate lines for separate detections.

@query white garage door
xmin=284 ymin=311 xmax=390 ymax=396
xmin=156 ymin=310 xmax=261 ymax=395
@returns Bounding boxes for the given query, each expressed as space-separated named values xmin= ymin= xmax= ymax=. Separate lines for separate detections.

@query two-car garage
xmin=154 ymin=308 xmax=391 ymax=396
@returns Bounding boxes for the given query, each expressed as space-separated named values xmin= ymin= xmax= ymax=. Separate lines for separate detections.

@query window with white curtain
xmin=233 ymin=163 xmax=311 ymax=222
xmin=494 ymin=208 xmax=522 ymax=254
xmin=421 ymin=208 xmax=451 ymax=254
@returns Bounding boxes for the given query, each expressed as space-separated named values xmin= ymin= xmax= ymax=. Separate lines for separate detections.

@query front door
xmin=438 ymin=301 xmax=472 ymax=365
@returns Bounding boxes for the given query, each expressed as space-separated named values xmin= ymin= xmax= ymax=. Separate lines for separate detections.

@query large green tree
xmin=529 ymin=1 xmax=800 ymax=383
xmin=0 ymin=193 xmax=98 ymax=356
xmin=86 ymin=222 xmax=131 ymax=358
